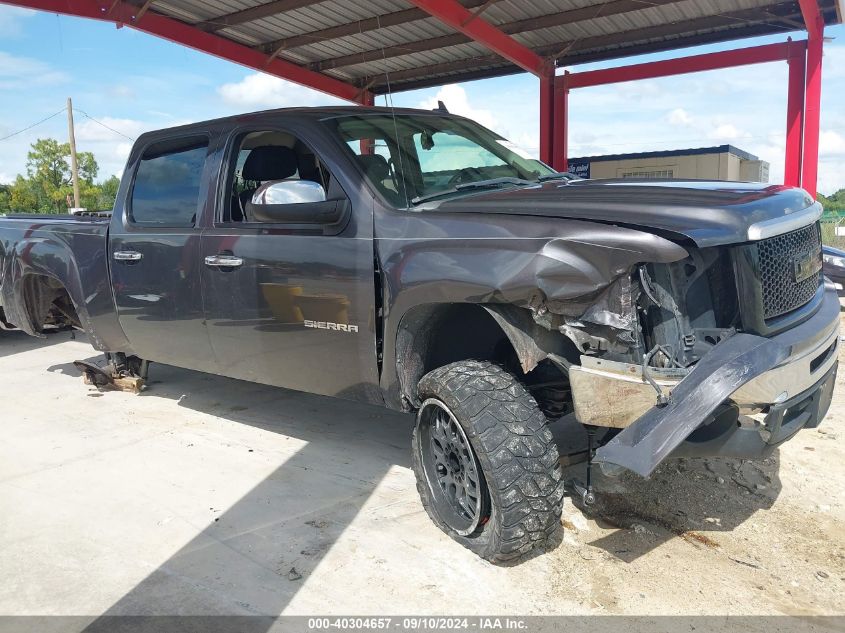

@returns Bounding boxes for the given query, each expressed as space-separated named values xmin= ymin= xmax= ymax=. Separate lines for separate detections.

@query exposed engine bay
xmin=515 ymin=243 xmax=741 ymax=425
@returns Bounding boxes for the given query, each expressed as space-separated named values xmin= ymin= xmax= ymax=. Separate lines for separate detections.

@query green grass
xmin=820 ymin=218 xmax=845 ymax=249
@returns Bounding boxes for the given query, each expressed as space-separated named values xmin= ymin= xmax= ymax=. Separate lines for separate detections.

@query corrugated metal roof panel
xmin=291 ymin=19 xmax=453 ymax=62
xmin=142 ymin=0 xmax=839 ymax=94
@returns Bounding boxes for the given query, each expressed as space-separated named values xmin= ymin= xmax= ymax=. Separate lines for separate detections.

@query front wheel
xmin=411 ymin=360 xmax=564 ymax=563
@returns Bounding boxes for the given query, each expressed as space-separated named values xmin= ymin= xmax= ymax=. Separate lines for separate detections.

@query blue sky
xmin=1 ymin=4 xmax=844 ymax=194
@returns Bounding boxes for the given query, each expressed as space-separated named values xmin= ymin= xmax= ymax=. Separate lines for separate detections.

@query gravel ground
xmin=0 ymin=325 xmax=842 ymax=617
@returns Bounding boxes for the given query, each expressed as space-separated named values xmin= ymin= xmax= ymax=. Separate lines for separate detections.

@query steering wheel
xmin=447 ymin=167 xmax=484 ymax=187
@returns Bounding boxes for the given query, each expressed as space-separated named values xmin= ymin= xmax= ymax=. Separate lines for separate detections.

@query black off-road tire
xmin=412 ymin=360 xmax=565 ymax=563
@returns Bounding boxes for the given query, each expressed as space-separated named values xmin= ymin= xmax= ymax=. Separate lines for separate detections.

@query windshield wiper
xmin=537 ymin=171 xmax=580 ymax=182
xmin=410 ymin=177 xmax=535 ymax=206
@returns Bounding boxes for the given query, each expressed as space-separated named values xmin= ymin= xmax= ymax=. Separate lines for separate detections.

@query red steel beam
xmin=1 ymin=0 xmax=364 ymax=103
xmin=802 ymin=19 xmax=824 ymax=198
xmin=359 ymin=92 xmax=375 ymax=155
xmin=799 ymin=0 xmax=823 ymax=39
xmin=552 ymin=72 xmax=569 ymax=173
xmin=563 ymin=40 xmax=808 ymax=185
xmin=567 ymin=41 xmax=796 ymax=89
xmin=539 ymin=73 xmax=554 ymax=165
xmin=784 ymin=40 xmax=807 ymax=187
xmin=406 ymin=0 xmax=550 ymax=77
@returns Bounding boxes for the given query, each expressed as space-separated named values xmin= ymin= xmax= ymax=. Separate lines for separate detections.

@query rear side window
xmin=129 ymin=136 xmax=208 ymax=226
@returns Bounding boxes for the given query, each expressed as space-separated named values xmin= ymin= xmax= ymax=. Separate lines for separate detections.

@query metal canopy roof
xmin=130 ymin=0 xmax=842 ymax=94
xmin=9 ymin=0 xmax=835 ymax=196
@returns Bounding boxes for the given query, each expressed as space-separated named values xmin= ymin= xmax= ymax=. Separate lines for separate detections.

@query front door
xmin=199 ymin=127 xmax=379 ymax=401
xmin=109 ymin=134 xmax=216 ymax=371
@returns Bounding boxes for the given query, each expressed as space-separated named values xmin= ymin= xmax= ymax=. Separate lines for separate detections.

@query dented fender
xmin=378 ymin=212 xmax=689 ymax=407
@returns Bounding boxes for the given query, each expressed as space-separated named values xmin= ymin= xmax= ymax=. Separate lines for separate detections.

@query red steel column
xmin=539 ymin=73 xmax=555 ymax=165
xmin=552 ymin=72 xmax=569 ymax=172
xmin=358 ymin=91 xmax=375 ymax=155
xmin=801 ymin=18 xmax=824 ymax=198
xmin=784 ymin=41 xmax=806 ymax=187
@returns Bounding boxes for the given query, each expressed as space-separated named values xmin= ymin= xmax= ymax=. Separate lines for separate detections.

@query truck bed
xmin=0 ymin=214 xmax=115 ymax=346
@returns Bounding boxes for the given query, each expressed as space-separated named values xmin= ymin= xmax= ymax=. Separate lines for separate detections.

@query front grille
xmin=756 ymin=222 xmax=822 ymax=320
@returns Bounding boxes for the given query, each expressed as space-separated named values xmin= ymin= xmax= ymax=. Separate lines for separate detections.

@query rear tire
xmin=412 ymin=360 xmax=564 ymax=563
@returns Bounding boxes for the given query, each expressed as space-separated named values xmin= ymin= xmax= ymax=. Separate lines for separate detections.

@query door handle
xmin=204 ymin=254 xmax=244 ymax=268
xmin=113 ymin=250 xmax=143 ymax=262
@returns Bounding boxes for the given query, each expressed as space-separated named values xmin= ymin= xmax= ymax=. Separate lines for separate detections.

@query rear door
xmin=109 ymin=134 xmax=216 ymax=371
xmin=199 ymin=123 xmax=380 ymax=401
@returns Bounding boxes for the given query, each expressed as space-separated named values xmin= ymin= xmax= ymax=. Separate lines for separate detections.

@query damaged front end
xmin=561 ymin=246 xmax=744 ymax=427
xmin=511 ymin=221 xmax=838 ymax=478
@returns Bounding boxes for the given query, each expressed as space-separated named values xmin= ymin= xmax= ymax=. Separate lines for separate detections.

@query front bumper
xmin=733 ymin=280 xmax=839 ymax=408
xmin=586 ymin=280 xmax=840 ymax=477
xmin=674 ymin=360 xmax=836 ymax=461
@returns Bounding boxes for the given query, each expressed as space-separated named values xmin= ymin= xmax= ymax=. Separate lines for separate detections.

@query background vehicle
xmin=0 ymin=107 xmax=837 ymax=562
xmin=823 ymin=245 xmax=845 ymax=296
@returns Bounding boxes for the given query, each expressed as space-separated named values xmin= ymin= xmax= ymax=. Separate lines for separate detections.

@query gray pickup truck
xmin=0 ymin=106 xmax=838 ymax=562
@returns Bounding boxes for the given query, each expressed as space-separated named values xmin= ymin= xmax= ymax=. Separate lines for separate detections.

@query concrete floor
xmin=1 ymin=329 xmax=843 ymax=617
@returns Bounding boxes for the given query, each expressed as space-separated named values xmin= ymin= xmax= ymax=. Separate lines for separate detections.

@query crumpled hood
xmin=434 ymin=180 xmax=818 ymax=247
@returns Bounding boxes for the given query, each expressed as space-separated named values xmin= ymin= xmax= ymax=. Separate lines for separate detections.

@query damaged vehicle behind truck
xmin=0 ymin=107 xmax=838 ymax=562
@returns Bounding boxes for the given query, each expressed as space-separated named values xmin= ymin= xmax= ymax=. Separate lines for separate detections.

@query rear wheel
xmin=412 ymin=360 xmax=564 ymax=563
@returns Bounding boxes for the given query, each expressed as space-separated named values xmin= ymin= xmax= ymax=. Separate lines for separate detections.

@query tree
xmin=8 ymin=175 xmax=38 ymax=212
xmin=0 ymin=138 xmax=122 ymax=214
xmin=0 ymin=184 xmax=10 ymax=215
xmin=24 ymin=138 xmax=98 ymax=213
xmin=819 ymin=189 xmax=845 ymax=216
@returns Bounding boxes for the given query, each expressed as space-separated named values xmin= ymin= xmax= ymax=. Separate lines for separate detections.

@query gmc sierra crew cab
xmin=0 ymin=107 xmax=838 ymax=562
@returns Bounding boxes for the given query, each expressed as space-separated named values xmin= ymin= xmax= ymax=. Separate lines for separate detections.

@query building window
xmin=621 ymin=169 xmax=674 ymax=179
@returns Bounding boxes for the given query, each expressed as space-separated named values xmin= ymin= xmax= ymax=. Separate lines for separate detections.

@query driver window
xmin=225 ymin=130 xmax=333 ymax=223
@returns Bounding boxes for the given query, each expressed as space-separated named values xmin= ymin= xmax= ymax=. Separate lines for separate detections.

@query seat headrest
xmin=357 ymin=154 xmax=390 ymax=182
xmin=242 ymin=146 xmax=298 ymax=181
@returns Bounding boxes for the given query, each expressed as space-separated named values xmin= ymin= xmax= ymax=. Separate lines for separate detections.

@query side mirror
xmin=247 ymin=180 xmax=345 ymax=225
xmin=252 ymin=179 xmax=327 ymax=205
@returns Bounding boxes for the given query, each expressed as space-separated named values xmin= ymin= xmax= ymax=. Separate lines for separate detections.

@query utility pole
xmin=66 ymin=97 xmax=81 ymax=210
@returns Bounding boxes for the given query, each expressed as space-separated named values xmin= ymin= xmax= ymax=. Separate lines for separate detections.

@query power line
xmin=74 ymin=109 xmax=136 ymax=141
xmin=0 ymin=106 xmax=137 ymax=144
xmin=0 ymin=108 xmax=67 ymax=142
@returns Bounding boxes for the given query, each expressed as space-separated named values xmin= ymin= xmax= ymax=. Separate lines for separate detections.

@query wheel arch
xmin=17 ymin=272 xmax=81 ymax=335
xmin=1 ymin=238 xmax=88 ymax=337
xmin=392 ymin=302 xmax=578 ymax=411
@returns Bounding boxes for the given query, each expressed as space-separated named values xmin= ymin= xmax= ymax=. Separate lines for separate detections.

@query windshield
xmin=322 ymin=113 xmax=555 ymax=207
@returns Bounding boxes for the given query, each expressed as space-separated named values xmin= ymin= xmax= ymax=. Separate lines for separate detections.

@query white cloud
xmin=417 ymin=84 xmax=497 ymax=129
xmin=75 ymin=117 xmax=146 ymax=143
xmin=709 ymin=123 xmax=747 ymax=141
xmin=108 ymin=84 xmax=136 ymax=99
xmin=110 ymin=142 xmax=134 ymax=177
xmin=0 ymin=5 xmax=34 ymax=38
xmin=667 ymin=108 xmax=693 ymax=126
xmin=819 ymin=130 xmax=845 ymax=156
xmin=823 ymin=46 xmax=845 ymax=80
xmin=73 ymin=115 xmax=194 ymax=178
xmin=0 ymin=51 xmax=69 ymax=89
xmin=217 ymin=72 xmax=345 ymax=109
xmin=819 ymin=158 xmax=845 ymax=196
